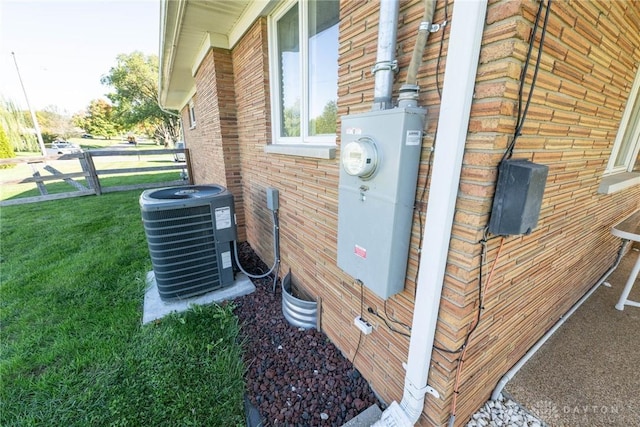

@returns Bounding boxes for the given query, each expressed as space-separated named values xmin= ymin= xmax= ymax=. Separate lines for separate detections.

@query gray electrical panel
xmin=337 ymin=107 xmax=426 ymax=299
xmin=488 ymin=159 xmax=548 ymax=236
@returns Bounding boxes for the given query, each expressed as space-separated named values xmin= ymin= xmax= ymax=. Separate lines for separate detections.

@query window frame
xmin=267 ymin=0 xmax=338 ymax=147
xmin=604 ymin=65 xmax=640 ymax=176
xmin=598 ymin=65 xmax=640 ymax=194
xmin=188 ymin=99 xmax=196 ymax=129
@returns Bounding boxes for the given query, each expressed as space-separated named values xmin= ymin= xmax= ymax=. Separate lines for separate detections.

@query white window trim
xmin=599 ymin=65 xmax=640 ymax=194
xmin=267 ymin=0 xmax=337 ymax=150
xmin=264 ymin=143 xmax=336 ymax=159
xmin=188 ymin=100 xmax=196 ymax=129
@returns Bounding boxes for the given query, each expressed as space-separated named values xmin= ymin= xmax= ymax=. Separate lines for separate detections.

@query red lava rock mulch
xmin=234 ymin=244 xmax=382 ymax=426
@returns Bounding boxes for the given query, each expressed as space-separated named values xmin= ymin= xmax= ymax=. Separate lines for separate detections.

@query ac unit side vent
xmin=154 ymin=265 xmax=221 ymax=285
xmin=145 ymin=216 xmax=211 ymax=232
xmin=148 ymin=242 xmax=216 ymax=260
xmin=142 ymin=211 xmax=212 ymax=222
xmin=152 ymin=261 xmax=218 ymax=276
xmin=156 ymin=276 xmax=223 ymax=301
xmin=143 ymin=222 xmax=215 ymax=238
xmin=146 ymin=234 xmax=215 ymax=247
xmin=142 ymin=205 xmax=212 ymax=220
xmin=145 ymin=234 xmax=215 ymax=247
xmin=153 ymin=263 xmax=220 ymax=279
xmin=149 ymin=250 xmax=218 ymax=268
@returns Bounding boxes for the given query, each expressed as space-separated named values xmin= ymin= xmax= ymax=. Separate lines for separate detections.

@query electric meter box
xmin=337 ymin=107 xmax=426 ymax=299
xmin=488 ymin=159 xmax=549 ymax=236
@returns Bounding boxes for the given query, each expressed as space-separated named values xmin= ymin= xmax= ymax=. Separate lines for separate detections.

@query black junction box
xmin=488 ymin=159 xmax=549 ymax=236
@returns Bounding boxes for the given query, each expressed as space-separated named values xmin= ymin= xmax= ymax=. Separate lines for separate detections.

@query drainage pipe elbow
xmin=398 ymin=378 xmax=428 ymax=423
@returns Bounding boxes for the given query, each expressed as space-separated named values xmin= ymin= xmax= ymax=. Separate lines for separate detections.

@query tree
xmin=73 ymin=99 xmax=119 ymax=139
xmin=101 ymin=52 xmax=180 ymax=145
xmin=283 ymin=99 xmax=301 ymax=137
xmin=310 ymin=100 xmax=337 ymax=135
xmin=0 ymin=97 xmax=39 ymax=152
xmin=0 ymin=125 xmax=16 ymax=165
xmin=36 ymin=105 xmax=76 ymax=140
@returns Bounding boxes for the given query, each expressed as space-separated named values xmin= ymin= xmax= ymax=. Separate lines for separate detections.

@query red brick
xmin=177 ymin=2 xmax=640 ymax=426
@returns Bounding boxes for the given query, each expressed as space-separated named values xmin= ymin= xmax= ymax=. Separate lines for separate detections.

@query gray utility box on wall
xmin=488 ymin=159 xmax=549 ymax=236
xmin=337 ymin=107 xmax=426 ymax=300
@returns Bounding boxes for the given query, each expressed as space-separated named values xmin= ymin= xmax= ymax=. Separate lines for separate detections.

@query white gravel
xmin=466 ymin=394 xmax=546 ymax=427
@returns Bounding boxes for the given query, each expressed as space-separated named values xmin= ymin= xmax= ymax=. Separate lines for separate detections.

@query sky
xmin=0 ymin=0 xmax=160 ymax=116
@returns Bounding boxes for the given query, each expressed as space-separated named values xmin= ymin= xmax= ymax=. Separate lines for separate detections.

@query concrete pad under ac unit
xmin=142 ymin=271 xmax=255 ymax=324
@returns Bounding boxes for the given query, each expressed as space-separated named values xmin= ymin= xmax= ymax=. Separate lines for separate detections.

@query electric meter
xmin=341 ymin=138 xmax=378 ymax=179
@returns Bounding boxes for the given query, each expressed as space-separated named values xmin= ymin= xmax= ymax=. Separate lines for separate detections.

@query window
xmin=599 ymin=65 xmax=640 ymax=193
xmin=188 ymin=100 xmax=196 ymax=129
xmin=606 ymin=66 xmax=640 ymax=174
xmin=268 ymin=0 xmax=339 ymax=146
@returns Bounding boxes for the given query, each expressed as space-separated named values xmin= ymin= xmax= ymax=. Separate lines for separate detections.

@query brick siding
xmin=436 ymin=0 xmax=640 ymax=424
xmin=183 ymin=49 xmax=245 ymax=240
xmin=179 ymin=0 xmax=640 ymax=425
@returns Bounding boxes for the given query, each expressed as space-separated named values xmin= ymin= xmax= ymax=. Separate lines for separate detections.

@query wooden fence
xmin=0 ymin=148 xmax=193 ymax=207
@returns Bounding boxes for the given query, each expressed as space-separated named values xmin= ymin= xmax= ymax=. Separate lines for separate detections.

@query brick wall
xmin=181 ymin=0 xmax=640 ymax=425
xmin=439 ymin=0 xmax=640 ymax=424
xmin=231 ymin=19 xmax=273 ymax=256
xmin=184 ymin=48 xmax=245 ymax=240
xmin=229 ymin=7 xmax=428 ymax=419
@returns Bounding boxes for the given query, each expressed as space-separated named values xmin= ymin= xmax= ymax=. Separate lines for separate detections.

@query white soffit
xmin=160 ymin=0 xmax=274 ymax=110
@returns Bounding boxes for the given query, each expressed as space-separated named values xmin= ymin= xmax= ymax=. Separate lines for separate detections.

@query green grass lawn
xmin=0 ymin=191 xmax=245 ymax=426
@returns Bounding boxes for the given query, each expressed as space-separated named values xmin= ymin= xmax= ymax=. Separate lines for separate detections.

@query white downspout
xmin=374 ymin=1 xmax=488 ymax=425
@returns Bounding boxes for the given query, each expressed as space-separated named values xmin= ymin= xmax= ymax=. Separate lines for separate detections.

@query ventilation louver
xmin=140 ymin=185 xmax=236 ymax=301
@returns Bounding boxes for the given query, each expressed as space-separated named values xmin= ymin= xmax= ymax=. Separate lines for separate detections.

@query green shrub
xmin=0 ymin=125 xmax=16 ymax=168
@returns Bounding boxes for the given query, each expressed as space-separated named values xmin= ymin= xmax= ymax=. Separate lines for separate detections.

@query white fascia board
xmin=159 ymin=0 xmax=187 ymax=108
xmin=228 ymin=0 xmax=277 ymax=49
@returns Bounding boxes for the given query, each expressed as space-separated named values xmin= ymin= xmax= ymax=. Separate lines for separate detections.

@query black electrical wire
xmin=368 ymin=306 xmax=411 ymax=338
xmin=432 ymin=228 xmax=490 ymax=355
xmin=434 ymin=0 xmax=449 ymax=100
xmin=383 ymin=299 xmax=411 ymax=331
xmin=413 ymin=0 xmax=449 ymax=293
xmin=430 ymin=0 xmax=553 ymax=356
xmin=502 ymin=0 xmax=552 ymax=162
xmin=442 ymin=2 xmax=552 ymax=422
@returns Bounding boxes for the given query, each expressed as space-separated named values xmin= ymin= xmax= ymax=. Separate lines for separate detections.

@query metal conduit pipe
xmin=398 ymin=0 xmax=436 ymax=108
xmin=491 ymin=240 xmax=630 ymax=401
xmin=405 ymin=0 xmax=436 ymax=87
xmin=372 ymin=0 xmax=400 ymax=111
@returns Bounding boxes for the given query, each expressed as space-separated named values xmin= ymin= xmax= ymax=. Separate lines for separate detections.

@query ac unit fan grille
xmin=142 ymin=205 xmax=224 ymax=301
